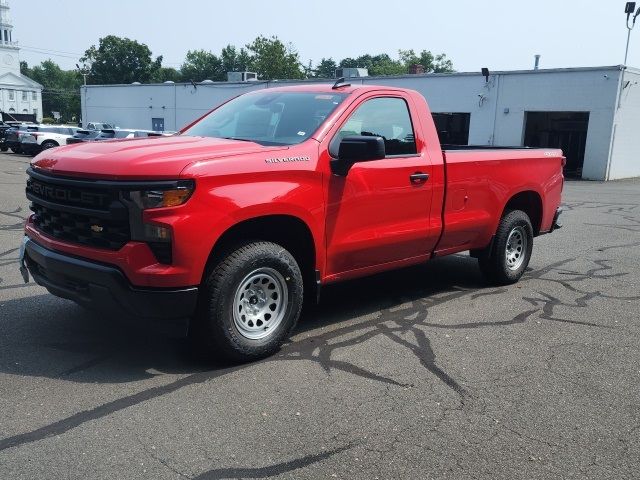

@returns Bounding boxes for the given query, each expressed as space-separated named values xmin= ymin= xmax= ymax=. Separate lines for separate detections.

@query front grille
xmin=27 ymin=171 xmax=131 ymax=251
xmin=30 ymin=203 xmax=130 ymax=250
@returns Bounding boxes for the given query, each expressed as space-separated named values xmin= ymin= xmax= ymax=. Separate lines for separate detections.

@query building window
xmin=8 ymin=90 xmax=14 ymax=100
xmin=22 ymin=109 xmax=27 ymax=114
xmin=3 ymin=30 xmax=7 ymax=42
xmin=32 ymin=91 xmax=37 ymax=100
xmin=22 ymin=90 xmax=27 ymax=101
xmin=8 ymin=108 xmax=15 ymax=113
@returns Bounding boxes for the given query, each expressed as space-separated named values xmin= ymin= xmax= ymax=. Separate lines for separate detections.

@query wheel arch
xmin=502 ymin=190 xmax=543 ymax=236
xmin=203 ymin=214 xmax=318 ymax=292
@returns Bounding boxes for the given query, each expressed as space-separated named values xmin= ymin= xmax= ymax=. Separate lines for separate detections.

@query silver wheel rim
xmin=232 ymin=268 xmax=288 ymax=340
xmin=505 ymin=226 xmax=527 ymax=271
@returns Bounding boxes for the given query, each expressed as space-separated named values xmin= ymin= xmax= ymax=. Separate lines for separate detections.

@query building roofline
xmin=82 ymin=65 xmax=635 ymax=89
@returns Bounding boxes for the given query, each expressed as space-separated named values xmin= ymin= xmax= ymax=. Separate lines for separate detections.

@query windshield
xmin=182 ymin=91 xmax=348 ymax=146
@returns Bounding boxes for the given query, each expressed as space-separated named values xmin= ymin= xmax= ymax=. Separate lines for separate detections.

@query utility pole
xmin=75 ymin=64 xmax=89 ymax=85
xmin=75 ymin=64 xmax=89 ymax=127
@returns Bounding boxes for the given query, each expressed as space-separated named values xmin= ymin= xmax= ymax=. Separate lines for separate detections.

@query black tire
xmin=10 ymin=146 xmax=21 ymax=154
xmin=41 ymin=140 xmax=59 ymax=150
xmin=0 ymin=147 xmax=7 ymax=152
xmin=191 ymin=241 xmax=304 ymax=362
xmin=477 ymin=209 xmax=533 ymax=285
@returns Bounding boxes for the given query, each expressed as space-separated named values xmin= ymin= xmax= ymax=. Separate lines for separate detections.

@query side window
xmin=336 ymin=97 xmax=417 ymax=156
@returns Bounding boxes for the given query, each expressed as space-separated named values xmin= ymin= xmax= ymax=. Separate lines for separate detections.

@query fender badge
xmin=265 ymin=156 xmax=310 ymax=164
xmin=91 ymin=225 xmax=104 ymax=233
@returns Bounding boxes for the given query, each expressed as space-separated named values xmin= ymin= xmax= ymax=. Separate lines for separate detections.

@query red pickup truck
xmin=20 ymin=83 xmax=564 ymax=361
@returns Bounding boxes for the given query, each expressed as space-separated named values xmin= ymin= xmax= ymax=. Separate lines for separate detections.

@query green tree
xmin=221 ymin=45 xmax=251 ymax=74
xmin=152 ymin=67 xmax=181 ymax=83
xmin=20 ymin=60 xmax=30 ymax=76
xmin=80 ymin=35 xmax=162 ymax=84
xmin=339 ymin=54 xmax=405 ymax=76
xmin=313 ymin=58 xmax=337 ymax=78
xmin=27 ymin=60 xmax=82 ymax=122
xmin=245 ymin=35 xmax=304 ymax=80
xmin=399 ymin=49 xmax=454 ymax=73
xmin=180 ymin=49 xmax=224 ymax=82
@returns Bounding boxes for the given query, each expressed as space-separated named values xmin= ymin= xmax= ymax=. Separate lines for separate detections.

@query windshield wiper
xmin=221 ymin=136 xmax=254 ymax=142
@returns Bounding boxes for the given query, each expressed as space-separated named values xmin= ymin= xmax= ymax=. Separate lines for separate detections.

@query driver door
xmin=324 ymin=94 xmax=437 ymax=278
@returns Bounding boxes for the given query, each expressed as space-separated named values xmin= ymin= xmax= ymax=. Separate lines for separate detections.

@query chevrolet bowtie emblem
xmin=90 ymin=225 xmax=104 ymax=233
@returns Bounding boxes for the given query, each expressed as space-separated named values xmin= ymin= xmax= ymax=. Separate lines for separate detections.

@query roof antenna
xmin=332 ymin=77 xmax=351 ymax=89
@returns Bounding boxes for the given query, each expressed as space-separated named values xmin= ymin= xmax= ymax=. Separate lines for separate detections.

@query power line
xmin=20 ymin=45 xmax=84 ymax=56
xmin=20 ymin=47 xmax=81 ymax=60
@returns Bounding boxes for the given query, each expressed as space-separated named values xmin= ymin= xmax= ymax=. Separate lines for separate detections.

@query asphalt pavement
xmin=1 ymin=151 xmax=639 ymax=479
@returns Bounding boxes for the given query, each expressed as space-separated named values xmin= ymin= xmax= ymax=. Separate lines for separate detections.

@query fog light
xmin=144 ymin=224 xmax=171 ymax=241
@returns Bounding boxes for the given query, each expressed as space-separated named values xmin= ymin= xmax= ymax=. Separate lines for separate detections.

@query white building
xmin=0 ymin=0 xmax=43 ymax=123
xmin=81 ymin=65 xmax=640 ymax=180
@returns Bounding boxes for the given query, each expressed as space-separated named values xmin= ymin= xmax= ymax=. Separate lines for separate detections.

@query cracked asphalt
xmin=1 ymin=151 xmax=639 ymax=479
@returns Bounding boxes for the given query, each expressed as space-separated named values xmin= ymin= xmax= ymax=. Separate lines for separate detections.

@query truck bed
xmin=434 ymin=147 xmax=564 ymax=257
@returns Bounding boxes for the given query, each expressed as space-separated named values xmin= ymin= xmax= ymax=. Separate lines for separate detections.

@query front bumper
xmin=23 ymin=238 xmax=198 ymax=319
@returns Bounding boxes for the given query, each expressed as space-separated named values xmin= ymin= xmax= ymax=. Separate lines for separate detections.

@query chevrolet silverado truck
xmin=20 ymin=82 xmax=564 ymax=361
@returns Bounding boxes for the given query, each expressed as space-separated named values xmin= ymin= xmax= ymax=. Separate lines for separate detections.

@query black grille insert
xmin=27 ymin=172 xmax=131 ymax=251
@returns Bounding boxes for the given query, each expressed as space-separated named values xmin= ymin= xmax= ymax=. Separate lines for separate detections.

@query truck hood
xmin=31 ymin=135 xmax=285 ymax=179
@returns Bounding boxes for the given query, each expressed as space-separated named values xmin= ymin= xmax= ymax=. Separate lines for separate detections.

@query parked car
xmin=0 ymin=121 xmax=17 ymax=151
xmin=4 ymin=125 xmax=38 ymax=154
xmin=21 ymin=84 xmax=564 ymax=362
xmin=65 ymin=129 xmax=101 ymax=145
xmin=67 ymin=129 xmax=165 ymax=144
xmin=85 ymin=122 xmax=114 ymax=131
xmin=20 ymin=126 xmax=80 ymax=155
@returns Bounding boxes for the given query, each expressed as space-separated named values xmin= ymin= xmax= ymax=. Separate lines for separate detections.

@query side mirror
xmin=330 ymin=135 xmax=386 ymax=176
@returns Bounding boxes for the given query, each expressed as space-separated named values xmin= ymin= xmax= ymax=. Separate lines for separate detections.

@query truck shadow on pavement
xmin=1 ymin=242 xmax=639 ymax=467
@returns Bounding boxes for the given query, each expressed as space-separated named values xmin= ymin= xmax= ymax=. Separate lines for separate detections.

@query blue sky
xmin=14 ymin=0 xmax=640 ymax=73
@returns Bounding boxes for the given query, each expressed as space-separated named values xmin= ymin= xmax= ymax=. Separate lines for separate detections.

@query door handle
xmin=409 ymin=172 xmax=429 ymax=184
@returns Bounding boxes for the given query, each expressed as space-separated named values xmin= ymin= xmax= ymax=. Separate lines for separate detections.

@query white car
xmin=85 ymin=122 xmax=115 ymax=130
xmin=21 ymin=126 xmax=81 ymax=155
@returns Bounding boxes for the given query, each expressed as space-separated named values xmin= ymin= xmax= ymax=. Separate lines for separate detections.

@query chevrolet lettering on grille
xmin=29 ymin=181 xmax=110 ymax=208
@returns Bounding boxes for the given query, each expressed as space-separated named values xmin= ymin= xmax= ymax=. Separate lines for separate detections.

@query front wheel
xmin=191 ymin=241 xmax=304 ymax=362
xmin=477 ymin=209 xmax=534 ymax=285
xmin=41 ymin=140 xmax=59 ymax=150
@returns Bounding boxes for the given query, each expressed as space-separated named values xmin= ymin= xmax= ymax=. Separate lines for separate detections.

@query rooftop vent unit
xmin=226 ymin=71 xmax=258 ymax=82
xmin=334 ymin=68 xmax=368 ymax=79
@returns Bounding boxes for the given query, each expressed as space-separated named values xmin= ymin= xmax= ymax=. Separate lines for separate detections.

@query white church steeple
xmin=0 ymin=0 xmax=19 ymax=77
xmin=0 ymin=0 xmax=43 ymax=122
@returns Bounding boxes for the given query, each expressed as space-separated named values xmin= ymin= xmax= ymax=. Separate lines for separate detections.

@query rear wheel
xmin=191 ymin=241 xmax=304 ymax=362
xmin=10 ymin=146 xmax=21 ymax=154
xmin=477 ymin=209 xmax=533 ymax=285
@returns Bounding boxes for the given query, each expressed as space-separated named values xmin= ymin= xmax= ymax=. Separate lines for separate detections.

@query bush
xmin=41 ymin=117 xmax=55 ymax=124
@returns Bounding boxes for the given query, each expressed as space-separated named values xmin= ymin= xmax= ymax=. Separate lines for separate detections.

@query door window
xmin=336 ymin=97 xmax=417 ymax=156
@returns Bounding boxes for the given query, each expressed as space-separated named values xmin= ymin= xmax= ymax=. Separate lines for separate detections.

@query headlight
xmin=131 ymin=181 xmax=194 ymax=209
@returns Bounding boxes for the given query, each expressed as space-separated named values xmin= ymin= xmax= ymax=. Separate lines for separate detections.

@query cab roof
xmin=255 ymin=83 xmax=408 ymax=95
